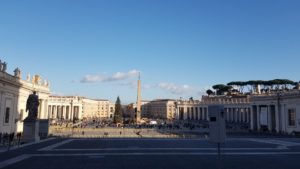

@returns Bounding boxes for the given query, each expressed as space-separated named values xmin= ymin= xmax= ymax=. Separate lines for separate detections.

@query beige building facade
xmin=250 ymin=91 xmax=300 ymax=134
xmin=0 ymin=61 xmax=50 ymax=134
xmin=48 ymin=96 xmax=114 ymax=121
xmin=83 ymin=98 xmax=114 ymax=119
xmin=176 ymin=96 xmax=251 ymax=124
xmin=48 ymin=96 xmax=84 ymax=121
xmin=176 ymin=99 xmax=208 ymax=121
xmin=175 ymin=91 xmax=300 ymax=134
xmin=142 ymin=99 xmax=177 ymax=120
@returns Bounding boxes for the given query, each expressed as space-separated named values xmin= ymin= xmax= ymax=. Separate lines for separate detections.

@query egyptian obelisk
xmin=136 ymin=73 xmax=141 ymax=123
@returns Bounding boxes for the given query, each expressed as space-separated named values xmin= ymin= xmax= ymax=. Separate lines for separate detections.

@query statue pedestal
xmin=22 ymin=120 xmax=40 ymax=143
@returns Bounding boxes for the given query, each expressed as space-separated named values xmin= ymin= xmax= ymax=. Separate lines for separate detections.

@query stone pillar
xmin=64 ymin=106 xmax=67 ymax=119
xmin=191 ymin=107 xmax=194 ymax=120
xmin=70 ymin=105 xmax=73 ymax=121
xmin=246 ymin=108 xmax=249 ymax=122
xmin=281 ymin=104 xmax=286 ymax=133
xmin=195 ymin=107 xmax=198 ymax=120
xmin=226 ymin=108 xmax=230 ymax=122
xmin=73 ymin=106 xmax=79 ymax=119
xmin=275 ymin=105 xmax=280 ymax=132
xmin=66 ymin=106 xmax=69 ymax=120
xmin=250 ymin=106 xmax=254 ymax=130
xmin=233 ymin=108 xmax=235 ymax=122
xmin=199 ymin=107 xmax=202 ymax=120
xmin=240 ymin=108 xmax=243 ymax=122
xmin=242 ymin=108 xmax=245 ymax=122
xmin=268 ymin=105 xmax=272 ymax=131
xmin=248 ymin=108 xmax=251 ymax=123
xmin=78 ymin=105 xmax=83 ymax=120
xmin=44 ymin=100 xmax=48 ymax=119
xmin=52 ymin=105 xmax=55 ymax=119
xmin=175 ymin=107 xmax=179 ymax=120
xmin=238 ymin=108 xmax=241 ymax=123
xmin=182 ymin=107 xmax=185 ymax=120
xmin=243 ymin=108 xmax=246 ymax=122
xmin=40 ymin=99 xmax=45 ymax=119
xmin=228 ymin=108 xmax=231 ymax=122
xmin=205 ymin=107 xmax=208 ymax=121
xmin=38 ymin=100 xmax=43 ymax=119
xmin=42 ymin=100 xmax=47 ymax=119
xmin=48 ymin=105 xmax=52 ymax=119
xmin=245 ymin=108 xmax=247 ymax=123
xmin=57 ymin=105 xmax=60 ymax=119
xmin=50 ymin=106 xmax=53 ymax=119
xmin=61 ymin=106 xmax=64 ymax=119
xmin=231 ymin=108 xmax=234 ymax=122
xmin=60 ymin=106 xmax=63 ymax=119
xmin=257 ymin=106 xmax=261 ymax=130
xmin=202 ymin=107 xmax=205 ymax=121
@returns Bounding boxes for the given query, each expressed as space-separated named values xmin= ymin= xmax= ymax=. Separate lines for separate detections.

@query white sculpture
xmin=27 ymin=74 xmax=31 ymax=81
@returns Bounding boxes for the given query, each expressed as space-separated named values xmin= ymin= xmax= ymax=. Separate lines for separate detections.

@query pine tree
xmin=113 ymin=96 xmax=123 ymax=124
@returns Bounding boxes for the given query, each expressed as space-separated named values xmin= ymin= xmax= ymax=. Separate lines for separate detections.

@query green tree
xmin=246 ymin=80 xmax=259 ymax=92
xmin=227 ymin=81 xmax=247 ymax=93
xmin=279 ymin=79 xmax=295 ymax=90
xmin=206 ymin=89 xmax=214 ymax=96
xmin=212 ymin=84 xmax=232 ymax=95
xmin=113 ymin=96 xmax=123 ymax=124
xmin=267 ymin=79 xmax=292 ymax=90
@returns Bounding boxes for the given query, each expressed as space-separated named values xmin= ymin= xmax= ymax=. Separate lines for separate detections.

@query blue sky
xmin=1 ymin=0 xmax=300 ymax=104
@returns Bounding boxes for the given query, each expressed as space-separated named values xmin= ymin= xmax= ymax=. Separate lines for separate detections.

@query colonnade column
xmin=48 ymin=105 xmax=51 ymax=119
xmin=256 ymin=106 xmax=261 ymax=130
xmin=268 ymin=105 xmax=272 ymax=131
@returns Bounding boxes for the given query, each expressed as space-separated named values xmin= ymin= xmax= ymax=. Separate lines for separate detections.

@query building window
xmin=5 ymin=107 xmax=10 ymax=123
xmin=288 ymin=109 xmax=296 ymax=127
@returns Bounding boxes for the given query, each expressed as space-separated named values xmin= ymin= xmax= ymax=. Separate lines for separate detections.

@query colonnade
xmin=47 ymin=105 xmax=80 ymax=121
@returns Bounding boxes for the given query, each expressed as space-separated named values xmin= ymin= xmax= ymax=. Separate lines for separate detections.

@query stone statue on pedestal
xmin=0 ymin=60 xmax=6 ymax=72
xmin=25 ymin=91 xmax=39 ymax=121
xmin=2 ymin=62 xmax=7 ymax=72
xmin=22 ymin=91 xmax=41 ymax=143
xmin=14 ymin=67 xmax=21 ymax=78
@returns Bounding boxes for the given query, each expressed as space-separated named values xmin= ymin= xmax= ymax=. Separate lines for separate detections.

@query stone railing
xmin=201 ymin=97 xmax=250 ymax=105
xmin=20 ymin=79 xmax=50 ymax=93
xmin=0 ymin=71 xmax=20 ymax=84
xmin=250 ymin=90 xmax=300 ymax=101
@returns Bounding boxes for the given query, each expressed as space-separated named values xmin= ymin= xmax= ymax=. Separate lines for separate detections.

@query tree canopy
xmin=212 ymin=84 xmax=232 ymax=95
xmin=217 ymin=79 xmax=297 ymax=95
xmin=206 ymin=89 xmax=214 ymax=96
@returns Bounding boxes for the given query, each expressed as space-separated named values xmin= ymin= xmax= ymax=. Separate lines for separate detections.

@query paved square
xmin=1 ymin=138 xmax=300 ymax=169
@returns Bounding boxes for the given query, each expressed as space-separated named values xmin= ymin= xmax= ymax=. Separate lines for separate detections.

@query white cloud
xmin=119 ymin=81 xmax=154 ymax=90
xmin=143 ymin=84 xmax=153 ymax=89
xmin=119 ymin=81 xmax=137 ymax=89
xmin=157 ymin=82 xmax=192 ymax=95
xmin=81 ymin=69 xmax=140 ymax=83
